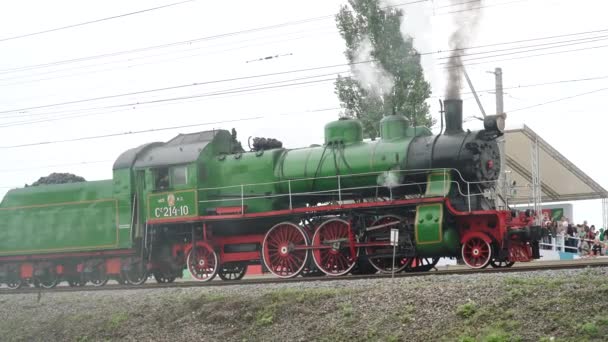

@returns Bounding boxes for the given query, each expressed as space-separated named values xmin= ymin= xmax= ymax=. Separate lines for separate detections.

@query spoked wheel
xmin=461 ymin=236 xmax=493 ymax=269
xmin=36 ymin=275 xmax=60 ymax=289
xmin=124 ymin=260 xmax=148 ymax=285
xmin=490 ymin=259 xmax=515 ymax=268
xmin=153 ymin=273 xmax=176 ymax=283
xmin=262 ymin=222 xmax=309 ymax=278
xmin=187 ymin=243 xmax=219 ymax=282
xmin=218 ymin=263 xmax=248 ymax=281
xmin=6 ymin=279 xmax=23 ymax=290
xmin=89 ymin=266 xmax=109 ymax=287
xmin=312 ymin=218 xmax=358 ymax=276
xmin=364 ymin=215 xmax=408 ymax=273
xmin=67 ymin=278 xmax=86 ymax=287
xmin=35 ymin=265 xmax=60 ymax=289
xmin=405 ymin=257 xmax=440 ymax=272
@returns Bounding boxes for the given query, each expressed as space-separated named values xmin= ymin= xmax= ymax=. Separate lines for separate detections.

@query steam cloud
xmin=445 ymin=0 xmax=483 ymax=99
xmin=377 ymin=170 xmax=401 ymax=188
xmin=352 ymin=35 xmax=395 ymax=97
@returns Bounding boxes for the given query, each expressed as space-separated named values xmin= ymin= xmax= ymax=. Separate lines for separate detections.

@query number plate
xmin=147 ymin=189 xmax=198 ymax=219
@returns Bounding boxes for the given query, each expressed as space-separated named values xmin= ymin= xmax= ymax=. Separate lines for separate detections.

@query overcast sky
xmin=1 ymin=0 xmax=606 ymax=225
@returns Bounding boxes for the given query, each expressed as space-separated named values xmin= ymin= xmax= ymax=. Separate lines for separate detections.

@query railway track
xmin=2 ymin=259 xmax=607 ymax=295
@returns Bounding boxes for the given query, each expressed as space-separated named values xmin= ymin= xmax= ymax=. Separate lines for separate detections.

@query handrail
xmin=194 ymin=166 xmax=537 ymax=214
xmin=196 ymin=167 xmax=464 ymax=192
xmin=539 ymin=233 xmax=606 ymax=255
xmin=197 ymin=172 xmax=506 ymax=213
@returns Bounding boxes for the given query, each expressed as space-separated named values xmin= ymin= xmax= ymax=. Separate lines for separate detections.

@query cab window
xmin=154 ymin=168 xmax=170 ymax=190
xmin=171 ymin=165 xmax=188 ymax=186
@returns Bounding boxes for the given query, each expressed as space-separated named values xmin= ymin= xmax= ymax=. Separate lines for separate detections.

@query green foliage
xmin=255 ymin=307 xmax=275 ymax=327
xmin=456 ymin=301 xmax=477 ymax=319
xmin=398 ymin=305 xmax=415 ymax=324
xmin=334 ymin=0 xmax=433 ymax=139
xmin=579 ymin=322 xmax=599 ymax=337
xmin=483 ymin=328 xmax=515 ymax=342
xmin=339 ymin=303 xmax=354 ymax=318
xmin=253 ymin=288 xmax=351 ymax=328
xmin=107 ymin=312 xmax=128 ymax=329
xmin=386 ymin=335 xmax=400 ymax=342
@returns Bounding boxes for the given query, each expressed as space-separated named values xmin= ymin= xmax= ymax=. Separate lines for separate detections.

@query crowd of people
xmin=542 ymin=217 xmax=606 ymax=256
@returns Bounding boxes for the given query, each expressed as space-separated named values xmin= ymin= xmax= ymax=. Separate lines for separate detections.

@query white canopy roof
xmin=504 ymin=125 xmax=608 ymax=204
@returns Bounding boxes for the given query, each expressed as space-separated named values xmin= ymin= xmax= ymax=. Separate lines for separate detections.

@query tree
xmin=334 ymin=0 xmax=433 ymax=139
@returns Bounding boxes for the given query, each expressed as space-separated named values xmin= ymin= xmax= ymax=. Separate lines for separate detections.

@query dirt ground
xmin=1 ymin=267 xmax=607 ymax=341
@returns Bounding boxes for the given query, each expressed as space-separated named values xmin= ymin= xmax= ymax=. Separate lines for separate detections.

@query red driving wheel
xmin=262 ymin=222 xmax=309 ymax=278
xmin=312 ymin=219 xmax=357 ymax=276
xmin=461 ymin=235 xmax=492 ymax=269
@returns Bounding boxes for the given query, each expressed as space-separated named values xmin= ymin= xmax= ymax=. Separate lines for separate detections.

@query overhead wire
xmin=453 ymin=43 xmax=608 ymax=68
xmin=0 ymin=0 xmax=521 ymax=77
xmin=8 ymin=71 xmax=607 ymax=125
xmin=5 ymin=27 xmax=608 ymax=116
xmin=509 ymin=87 xmax=608 ymax=113
xmin=0 ymin=26 xmax=337 ymax=87
xmin=4 ymin=37 xmax=608 ymax=127
xmin=4 ymin=73 xmax=608 ymax=148
xmin=0 ymin=66 xmax=354 ymax=116
xmin=0 ymin=160 xmax=113 ymax=174
xmin=437 ymin=34 xmax=608 ymax=60
xmin=0 ymin=0 xmax=196 ymax=43
xmin=0 ymin=72 xmax=348 ymax=127
xmin=0 ymin=107 xmax=341 ymax=149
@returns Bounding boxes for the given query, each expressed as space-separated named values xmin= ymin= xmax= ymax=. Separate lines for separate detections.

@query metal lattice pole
xmin=530 ymin=136 xmax=542 ymax=225
xmin=602 ymin=198 xmax=608 ymax=230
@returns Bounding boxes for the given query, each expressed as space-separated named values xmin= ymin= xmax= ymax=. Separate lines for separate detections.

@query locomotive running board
xmin=147 ymin=197 xmax=448 ymax=225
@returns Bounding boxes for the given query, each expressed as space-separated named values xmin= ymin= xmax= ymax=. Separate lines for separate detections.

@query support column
xmin=530 ymin=136 xmax=542 ymax=226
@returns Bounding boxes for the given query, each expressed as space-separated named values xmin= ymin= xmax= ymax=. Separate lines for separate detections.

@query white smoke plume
xmin=381 ymin=0 xmax=436 ymax=94
xmin=352 ymin=35 xmax=395 ymax=97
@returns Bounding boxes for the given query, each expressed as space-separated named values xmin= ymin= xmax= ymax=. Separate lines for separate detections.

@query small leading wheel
xmin=6 ymin=279 xmax=23 ymax=290
xmin=312 ymin=218 xmax=358 ymax=276
xmin=405 ymin=257 xmax=440 ymax=272
xmin=262 ymin=222 xmax=309 ymax=278
xmin=89 ymin=263 xmax=109 ymax=287
xmin=124 ymin=260 xmax=148 ymax=285
xmin=36 ymin=275 xmax=59 ymax=289
xmin=187 ymin=243 xmax=219 ymax=282
xmin=68 ymin=278 xmax=86 ymax=287
xmin=490 ymin=259 xmax=515 ymax=268
xmin=90 ymin=272 xmax=109 ymax=287
xmin=364 ymin=215 xmax=408 ymax=273
xmin=461 ymin=236 xmax=493 ymax=269
xmin=153 ymin=273 xmax=176 ymax=283
xmin=35 ymin=266 xmax=60 ymax=289
xmin=218 ymin=263 xmax=248 ymax=281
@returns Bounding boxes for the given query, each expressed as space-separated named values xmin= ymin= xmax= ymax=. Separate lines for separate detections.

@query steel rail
xmin=1 ymin=260 xmax=606 ymax=295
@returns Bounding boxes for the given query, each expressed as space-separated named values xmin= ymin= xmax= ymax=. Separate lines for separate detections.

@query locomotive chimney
xmin=444 ymin=99 xmax=463 ymax=135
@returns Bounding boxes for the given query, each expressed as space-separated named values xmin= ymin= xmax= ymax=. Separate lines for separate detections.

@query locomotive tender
xmin=0 ymin=99 xmax=543 ymax=288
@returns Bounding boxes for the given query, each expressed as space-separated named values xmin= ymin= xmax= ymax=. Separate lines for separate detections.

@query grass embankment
xmin=1 ymin=268 xmax=608 ymax=341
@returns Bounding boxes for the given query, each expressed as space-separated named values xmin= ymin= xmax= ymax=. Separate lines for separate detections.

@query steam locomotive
xmin=0 ymin=99 xmax=543 ymax=289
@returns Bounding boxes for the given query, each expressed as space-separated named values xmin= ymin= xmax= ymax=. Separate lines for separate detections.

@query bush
xmin=456 ymin=301 xmax=477 ymax=319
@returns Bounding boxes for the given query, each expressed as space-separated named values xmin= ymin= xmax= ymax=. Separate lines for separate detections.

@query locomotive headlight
xmin=483 ymin=114 xmax=506 ymax=133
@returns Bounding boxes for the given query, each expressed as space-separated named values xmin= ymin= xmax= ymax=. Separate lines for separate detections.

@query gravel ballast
xmin=1 ymin=267 xmax=608 ymax=341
